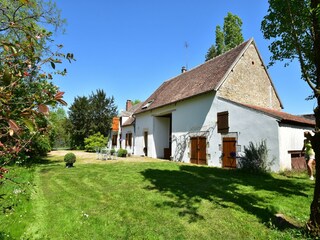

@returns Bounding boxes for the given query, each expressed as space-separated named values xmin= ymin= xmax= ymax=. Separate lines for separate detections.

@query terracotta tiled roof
xmin=242 ymin=103 xmax=315 ymax=127
xmin=135 ymin=39 xmax=252 ymax=114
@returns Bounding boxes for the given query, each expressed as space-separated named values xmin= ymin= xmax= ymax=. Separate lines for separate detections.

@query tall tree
xmin=215 ymin=26 xmax=225 ymax=56
xmin=0 ymin=0 xmax=73 ymax=168
xmin=223 ymin=12 xmax=244 ymax=51
xmin=261 ymin=0 xmax=320 ymax=235
xmin=205 ymin=12 xmax=244 ymax=61
xmin=89 ymin=89 xmax=117 ymax=136
xmin=68 ymin=89 xmax=117 ymax=149
xmin=68 ymin=96 xmax=90 ymax=149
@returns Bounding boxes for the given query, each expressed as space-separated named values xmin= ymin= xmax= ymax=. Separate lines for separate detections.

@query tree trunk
xmin=308 ymin=108 xmax=320 ymax=235
xmin=308 ymin=0 xmax=320 ymax=235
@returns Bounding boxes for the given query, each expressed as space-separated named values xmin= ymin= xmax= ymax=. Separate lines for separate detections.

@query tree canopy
xmin=205 ymin=12 xmax=244 ymax=61
xmin=68 ymin=89 xmax=117 ymax=149
xmin=0 ymin=0 xmax=73 ymax=167
xmin=262 ymin=0 xmax=320 ymax=235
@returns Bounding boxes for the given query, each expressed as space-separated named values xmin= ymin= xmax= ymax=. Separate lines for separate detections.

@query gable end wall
xmin=218 ymin=43 xmax=282 ymax=110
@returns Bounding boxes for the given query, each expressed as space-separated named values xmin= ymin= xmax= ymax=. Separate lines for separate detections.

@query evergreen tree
xmin=68 ymin=96 xmax=90 ymax=149
xmin=68 ymin=89 xmax=117 ymax=149
xmin=89 ymin=89 xmax=117 ymax=136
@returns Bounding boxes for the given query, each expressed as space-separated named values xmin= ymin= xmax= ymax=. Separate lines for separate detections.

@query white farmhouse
xmin=120 ymin=38 xmax=315 ymax=171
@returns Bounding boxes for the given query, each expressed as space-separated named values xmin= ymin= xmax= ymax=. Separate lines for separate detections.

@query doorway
xmin=190 ymin=137 xmax=207 ymax=165
xmin=144 ymin=131 xmax=148 ymax=156
xmin=222 ymin=137 xmax=237 ymax=168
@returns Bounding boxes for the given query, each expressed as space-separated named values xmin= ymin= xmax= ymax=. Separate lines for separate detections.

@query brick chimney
xmin=126 ymin=100 xmax=132 ymax=111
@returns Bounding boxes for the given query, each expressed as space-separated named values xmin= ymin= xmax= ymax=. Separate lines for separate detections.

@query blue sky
xmin=52 ymin=0 xmax=316 ymax=115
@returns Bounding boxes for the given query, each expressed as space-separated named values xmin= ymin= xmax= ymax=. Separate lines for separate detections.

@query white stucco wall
xmin=171 ymin=92 xmax=218 ymax=163
xmin=135 ymin=92 xmax=216 ymax=159
xmin=217 ymin=98 xmax=280 ymax=171
xmin=135 ymin=111 xmax=155 ymax=157
xmin=108 ymin=130 xmax=121 ymax=150
xmin=133 ymin=94 xmax=310 ymax=172
xmin=171 ymin=95 xmax=282 ymax=171
xmin=278 ymin=124 xmax=313 ymax=171
xmin=121 ymin=125 xmax=134 ymax=155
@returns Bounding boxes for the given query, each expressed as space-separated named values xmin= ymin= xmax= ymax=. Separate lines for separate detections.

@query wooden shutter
xmin=128 ymin=133 xmax=132 ymax=147
xmin=125 ymin=133 xmax=128 ymax=147
xmin=125 ymin=133 xmax=132 ymax=147
xmin=112 ymin=135 xmax=117 ymax=146
xmin=217 ymin=111 xmax=229 ymax=134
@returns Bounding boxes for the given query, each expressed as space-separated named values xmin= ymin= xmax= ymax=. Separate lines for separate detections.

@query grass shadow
xmin=141 ymin=164 xmax=311 ymax=228
xmin=0 ymin=232 xmax=14 ymax=240
xmin=21 ymin=157 xmax=62 ymax=168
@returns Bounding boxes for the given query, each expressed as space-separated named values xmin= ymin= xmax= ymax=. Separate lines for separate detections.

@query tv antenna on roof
xmin=184 ymin=41 xmax=189 ymax=70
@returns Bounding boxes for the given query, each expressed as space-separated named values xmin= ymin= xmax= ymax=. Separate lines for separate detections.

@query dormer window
xmin=142 ymin=100 xmax=154 ymax=109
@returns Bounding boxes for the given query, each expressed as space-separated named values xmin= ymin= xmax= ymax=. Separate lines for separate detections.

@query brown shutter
xmin=217 ymin=111 xmax=229 ymax=133
xmin=129 ymin=133 xmax=132 ymax=147
xmin=125 ymin=133 xmax=128 ymax=147
xmin=112 ymin=135 xmax=117 ymax=146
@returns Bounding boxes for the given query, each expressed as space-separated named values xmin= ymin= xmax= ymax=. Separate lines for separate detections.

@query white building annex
xmin=115 ymin=38 xmax=315 ymax=172
xmin=110 ymin=100 xmax=143 ymax=155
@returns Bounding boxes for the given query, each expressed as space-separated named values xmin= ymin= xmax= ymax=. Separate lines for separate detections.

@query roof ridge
xmin=162 ymin=38 xmax=253 ymax=85
xmin=135 ymin=38 xmax=258 ymax=114
xmin=207 ymin=37 xmax=253 ymax=63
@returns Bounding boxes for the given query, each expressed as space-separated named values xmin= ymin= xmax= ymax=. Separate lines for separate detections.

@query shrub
xmin=28 ymin=134 xmax=52 ymax=158
xmin=84 ymin=132 xmax=108 ymax=152
xmin=117 ymin=148 xmax=127 ymax=157
xmin=110 ymin=148 xmax=116 ymax=155
xmin=239 ymin=140 xmax=273 ymax=173
xmin=64 ymin=153 xmax=76 ymax=167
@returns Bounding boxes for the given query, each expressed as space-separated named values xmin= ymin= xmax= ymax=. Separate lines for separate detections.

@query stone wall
xmin=217 ymin=43 xmax=282 ymax=110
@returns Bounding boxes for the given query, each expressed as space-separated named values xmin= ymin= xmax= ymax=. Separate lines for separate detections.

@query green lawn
xmin=0 ymin=152 xmax=315 ymax=239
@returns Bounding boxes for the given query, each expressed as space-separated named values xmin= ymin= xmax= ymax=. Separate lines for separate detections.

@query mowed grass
xmin=0 ymin=151 xmax=315 ymax=239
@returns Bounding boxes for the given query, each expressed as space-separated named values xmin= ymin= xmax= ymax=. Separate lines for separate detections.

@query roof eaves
xmin=135 ymin=90 xmax=216 ymax=115
xmin=219 ymin=97 xmax=315 ymax=127
xmin=279 ymin=119 xmax=314 ymax=128
xmin=218 ymin=97 xmax=282 ymax=121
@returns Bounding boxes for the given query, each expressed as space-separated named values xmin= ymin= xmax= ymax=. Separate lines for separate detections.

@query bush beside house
xmin=84 ymin=132 xmax=108 ymax=152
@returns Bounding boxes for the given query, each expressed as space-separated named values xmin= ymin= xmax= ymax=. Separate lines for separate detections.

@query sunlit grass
xmin=0 ymin=151 xmax=315 ymax=239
